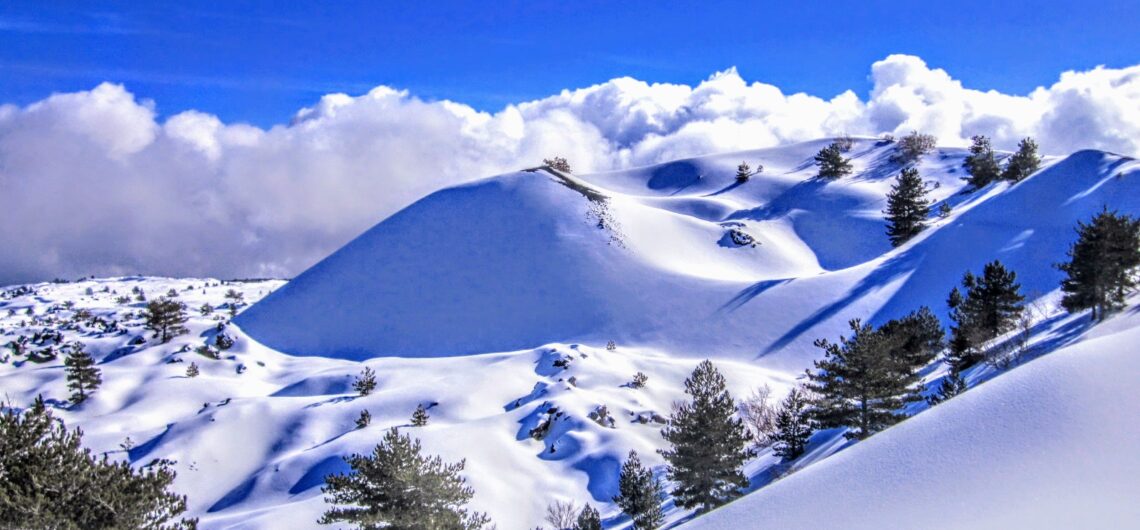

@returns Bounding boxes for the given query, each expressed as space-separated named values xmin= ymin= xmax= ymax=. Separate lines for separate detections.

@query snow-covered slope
xmin=684 ymin=303 xmax=1140 ymax=530
xmin=3 ymin=138 xmax=1139 ymax=529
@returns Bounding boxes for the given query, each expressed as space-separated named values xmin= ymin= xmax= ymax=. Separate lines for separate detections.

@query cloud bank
xmin=2 ymin=54 xmax=1138 ymax=283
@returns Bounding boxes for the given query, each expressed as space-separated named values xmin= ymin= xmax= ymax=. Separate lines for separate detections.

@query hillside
xmin=2 ymin=138 xmax=1138 ymax=528
xmin=684 ymin=298 xmax=1140 ymax=530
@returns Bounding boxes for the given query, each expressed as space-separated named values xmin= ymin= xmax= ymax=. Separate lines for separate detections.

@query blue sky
xmin=3 ymin=1 xmax=1138 ymax=127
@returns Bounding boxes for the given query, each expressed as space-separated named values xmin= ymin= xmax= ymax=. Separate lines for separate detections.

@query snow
xmin=2 ymin=138 xmax=1139 ymax=529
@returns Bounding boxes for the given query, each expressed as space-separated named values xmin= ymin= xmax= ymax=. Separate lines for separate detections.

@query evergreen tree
xmin=735 ymin=162 xmax=759 ymax=183
xmin=877 ymin=306 xmax=945 ymax=369
xmin=1058 ymin=208 xmax=1140 ymax=321
xmin=612 ymin=451 xmax=664 ymax=530
xmin=319 ymin=427 xmax=490 ymax=529
xmin=1001 ymin=137 xmax=1040 ymax=182
xmin=411 ymin=404 xmax=430 ymax=426
xmin=926 ymin=371 xmax=967 ymax=405
xmin=356 ymin=409 xmax=372 ymax=429
xmin=946 ymin=261 xmax=1026 ymax=369
xmin=144 ymin=298 xmax=189 ymax=343
xmin=806 ymin=319 xmax=924 ymax=440
xmin=814 ymin=142 xmax=853 ymax=179
xmin=185 ymin=362 xmax=200 ymax=378
xmin=963 ymin=135 xmax=1001 ymax=188
xmin=0 ymin=397 xmax=196 ymax=529
xmin=353 ymin=367 xmax=378 ymax=396
xmin=574 ymin=504 xmax=602 ymax=530
xmin=771 ymin=387 xmax=813 ymax=460
xmin=659 ymin=360 xmax=753 ymax=511
xmin=65 ymin=344 xmax=101 ymax=405
xmin=884 ymin=167 xmax=932 ymax=247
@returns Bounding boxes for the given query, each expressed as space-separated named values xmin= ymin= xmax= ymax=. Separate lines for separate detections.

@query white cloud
xmin=1 ymin=55 xmax=1138 ymax=283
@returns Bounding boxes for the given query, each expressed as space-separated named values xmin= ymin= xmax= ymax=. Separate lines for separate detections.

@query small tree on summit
xmin=963 ymin=135 xmax=1001 ymax=188
xmin=64 ymin=344 xmax=101 ymax=405
xmin=892 ymin=130 xmax=937 ymax=164
xmin=660 ymin=360 xmax=753 ymax=512
xmin=1058 ymin=208 xmax=1140 ymax=321
xmin=815 ymin=142 xmax=853 ymax=179
xmin=884 ymin=167 xmax=933 ymax=247
xmin=144 ymin=298 xmax=188 ymax=343
xmin=1001 ymin=137 xmax=1041 ymax=182
xmin=544 ymin=157 xmax=572 ymax=173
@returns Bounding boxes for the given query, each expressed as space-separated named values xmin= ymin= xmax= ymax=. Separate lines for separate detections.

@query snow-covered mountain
xmin=2 ymin=138 xmax=1138 ymax=529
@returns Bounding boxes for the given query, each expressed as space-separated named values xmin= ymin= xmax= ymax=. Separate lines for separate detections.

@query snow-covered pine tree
xmin=877 ymin=306 xmax=946 ymax=369
xmin=884 ymin=167 xmax=933 ymax=247
xmin=771 ymin=387 xmax=813 ymax=460
xmin=612 ymin=451 xmax=664 ymax=530
xmin=143 ymin=298 xmax=188 ymax=343
xmin=574 ymin=505 xmax=602 ymax=530
xmin=946 ymin=261 xmax=1026 ymax=369
xmin=814 ymin=142 xmax=853 ymax=179
xmin=660 ymin=360 xmax=754 ymax=511
xmin=185 ymin=362 xmax=200 ymax=378
xmin=963 ymin=135 xmax=1001 ymax=188
xmin=64 ymin=345 xmax=101 ymax=405
xmin=353 ymin=367 xmax=377 ymax=396
xmin=319 ymin=427 xmax=490 ymax=529
xmin=1001 ymin=137 xmax=1041 ymax=182
xmin=807 ymin=319 xmax=924 ymax=440
xmin=411 ymin=403 xmax=429 ymax=426
xmin=1058 ymin=208 xmax=1140 ymax=321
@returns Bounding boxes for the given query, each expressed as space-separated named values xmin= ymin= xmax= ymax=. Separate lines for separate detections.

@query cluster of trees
xmin=964 ymin=135 xmax=1041 ymax=188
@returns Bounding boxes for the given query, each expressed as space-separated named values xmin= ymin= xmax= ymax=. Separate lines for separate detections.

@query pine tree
xmin=411 ymin=404 xmax=429 ymax=426
xmin=185 ymin=362 xmax=200 ymax=378
xmin=926 ymin=371 xmax=967 ymax=405
xmin=319 ymin=427 xmax=490 ymax=529
xmin=884 ymin=167 xmax=932 ymax=247
xmin=64 ymin=344 xmax=101 ymax=405
xmin=946 ymin=261 xmax=1026 ymax=369
xmin=771 ymin=387 xmax=813 ymax=460
xmin=735 ymin=161 xmax=758 ymax=183
xmin=0 ymin=397 xmax=196 ymax=529
xmin=659 ymin=360 xmax=753 ymax=511
xmin=806 ymin=319 xmax=924 ymax=440
xmin=574 ymin=505 xmax=602 ymax=530
xmin=353 ymin=367 xmax=377 ymax=396
xmin=963 ymin=135 xmax=1001 ymax=188
xmin=612 ymin=451 xmax=664 ymax=530
xmin=1058 ymin=208 xmax=1140 ymax=321
xmin=814 ymin=142 xmax=853 ymax=179
xmin=355 ymin=410 xmax=372 ymax=429
xmin=1001 ymin=137 xmax=1040 ymax=182
xmin=877 ymin=306 xmax=946 ymax=369
xmin=144 ymin=298 xmax=189 ymax=343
